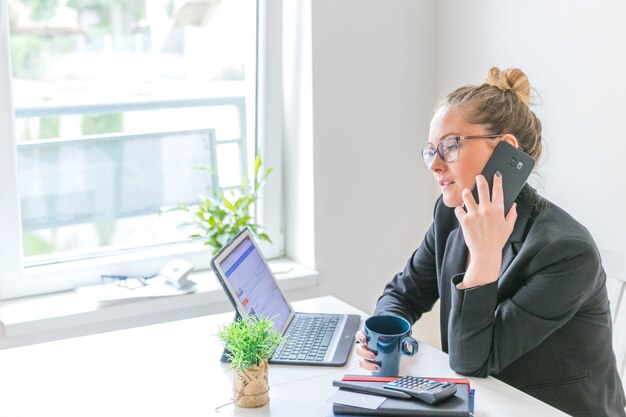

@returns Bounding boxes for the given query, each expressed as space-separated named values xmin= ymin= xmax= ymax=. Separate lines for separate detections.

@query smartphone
xmin=471 ymin=141 xmax=535 ymax=214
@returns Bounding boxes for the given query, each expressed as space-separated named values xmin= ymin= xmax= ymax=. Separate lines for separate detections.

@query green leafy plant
xmin=216 ymin=315 xmax=286 ymax=371
xmin=168 ymin=154 xmax=273 ymax=254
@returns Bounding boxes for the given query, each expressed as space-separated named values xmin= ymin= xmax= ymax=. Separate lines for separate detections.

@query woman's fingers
xmin=356 ymin=343 xmax=375 ymax=359
xmin=461 ymin=188 xmax=477 ymax=212
xmin=490 ymin=171 xmax=505 ymax=211
xmin=454 ymin=205 xmax=466 ymax=223
xmin=466 ymin=174 xmax=507 ymax=215
xmin=475 ymin=174 xmax=490 ymax=205
xmin=506 ymin=202 xmax=518 ymax=227
xmin=359 ymin=357 xmax=380 ymax=372
xmin=355 ymin=330 xmax=380 ymax=372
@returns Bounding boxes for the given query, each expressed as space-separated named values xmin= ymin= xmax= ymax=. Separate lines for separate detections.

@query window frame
xmin=0 ymin=0 xmax=284 ymax=300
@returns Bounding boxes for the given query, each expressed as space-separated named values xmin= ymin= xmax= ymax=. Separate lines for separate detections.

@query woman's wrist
xmin=460 ymin=254 xmax=502 ymax=288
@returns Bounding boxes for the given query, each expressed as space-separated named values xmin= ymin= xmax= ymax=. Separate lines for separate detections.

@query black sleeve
xmin=373 ymin=220 xmax=440 ymax=325
xmin=448 ymin=237 xmax=600 ymax=377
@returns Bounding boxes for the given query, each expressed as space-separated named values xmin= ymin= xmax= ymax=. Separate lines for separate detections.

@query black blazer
xmin=375 ymin=186 xmax=626 ymax=417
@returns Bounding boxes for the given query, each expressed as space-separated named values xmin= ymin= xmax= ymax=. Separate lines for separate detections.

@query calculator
xmin=383 ymin=376 xmax=457 ymax=405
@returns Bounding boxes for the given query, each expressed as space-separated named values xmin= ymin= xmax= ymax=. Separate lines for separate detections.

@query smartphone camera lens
xmin=509 ymin=156 xmax=518 ymax=167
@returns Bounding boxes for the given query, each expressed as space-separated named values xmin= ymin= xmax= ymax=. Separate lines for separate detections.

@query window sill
xmin=0 ymin=258 xmax=318 ymax=349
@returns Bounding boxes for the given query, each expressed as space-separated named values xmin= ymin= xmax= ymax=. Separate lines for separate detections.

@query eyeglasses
xmin=421 ymin=135 xmax=502 ymax=168
xmin=101 ymin=273 xmax=158 ymax=289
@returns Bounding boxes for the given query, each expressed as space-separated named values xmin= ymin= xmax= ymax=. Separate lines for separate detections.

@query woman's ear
xmin=501 ymin=134 xmax=519 ymax=149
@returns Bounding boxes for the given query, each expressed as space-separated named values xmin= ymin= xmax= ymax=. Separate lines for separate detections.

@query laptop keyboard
xmin=273 ymin=315 xmax=340 ymax=362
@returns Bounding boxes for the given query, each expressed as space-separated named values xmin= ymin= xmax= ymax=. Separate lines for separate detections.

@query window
xmin=0 ymin=0 xmax=283 ymax=299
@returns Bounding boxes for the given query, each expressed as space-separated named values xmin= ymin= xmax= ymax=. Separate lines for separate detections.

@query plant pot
xmin=233 ymin=359 xmax=269 ymax=408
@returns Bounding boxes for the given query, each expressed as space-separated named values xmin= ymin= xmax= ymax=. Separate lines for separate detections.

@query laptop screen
xmin=215 ymin=234 xmax=292 ymax=332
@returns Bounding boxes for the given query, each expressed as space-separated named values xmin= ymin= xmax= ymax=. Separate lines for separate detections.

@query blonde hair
xmin=442 ymin=67 xmax=543 ymax=162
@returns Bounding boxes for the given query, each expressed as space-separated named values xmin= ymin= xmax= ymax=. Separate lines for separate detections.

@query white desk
xmin=0 ymin=296 xmax=566 ymax=416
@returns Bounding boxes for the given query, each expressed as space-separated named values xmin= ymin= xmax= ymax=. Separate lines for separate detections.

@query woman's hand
xmin=454 ymin=172 xmax=517 ymax=288
xmin=355 ymin=330 xmax=380 ymax=373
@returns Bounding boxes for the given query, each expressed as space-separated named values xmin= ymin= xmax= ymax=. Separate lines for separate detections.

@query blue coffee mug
xmin=364 ymin=315 xmax=419 ymax=377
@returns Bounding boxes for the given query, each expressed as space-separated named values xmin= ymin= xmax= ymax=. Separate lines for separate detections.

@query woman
xmin=356 ymin=67 xmax=626 ymax=416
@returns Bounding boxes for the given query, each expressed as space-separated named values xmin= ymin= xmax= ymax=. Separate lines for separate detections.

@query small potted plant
xmin=216 ymin=315 xmax=285 ymax=408
xmin=164 ymin=154 xmax=273 ymax=254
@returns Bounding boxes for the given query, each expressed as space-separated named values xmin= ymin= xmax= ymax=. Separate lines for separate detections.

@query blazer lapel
xmin=499 ymin=194 xmax=533 ymax=277
xmin=441 ymin=226 xmax=468 ymax=282
xmin=439 ymin=225 xmax=468 ymax=353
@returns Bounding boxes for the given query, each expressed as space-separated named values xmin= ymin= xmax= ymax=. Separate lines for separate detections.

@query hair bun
xmin=483 ymin=67 xmax=531 ymax=106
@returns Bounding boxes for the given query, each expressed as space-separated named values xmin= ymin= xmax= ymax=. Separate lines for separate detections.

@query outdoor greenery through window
xmin=8 ymin=0 xmax=257 ymax=266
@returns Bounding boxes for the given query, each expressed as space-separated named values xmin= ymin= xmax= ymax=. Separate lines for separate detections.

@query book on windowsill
xmin=330 ymin=383 xmax=471 ymax=416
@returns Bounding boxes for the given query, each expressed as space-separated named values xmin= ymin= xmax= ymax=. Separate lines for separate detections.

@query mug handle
xmin=401 ymin=336 xmax=419 ymax=357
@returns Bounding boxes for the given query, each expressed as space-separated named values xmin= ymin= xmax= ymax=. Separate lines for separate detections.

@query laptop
xmin=211 ymin=228 xmax=361 ymax=366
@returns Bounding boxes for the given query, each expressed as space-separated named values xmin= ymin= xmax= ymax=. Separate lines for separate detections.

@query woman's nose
xmin=429 ymin=152 xmax=445 ymax=172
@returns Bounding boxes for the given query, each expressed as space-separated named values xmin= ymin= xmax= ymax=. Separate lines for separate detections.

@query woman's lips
xmin=439 ymin=179 xmax=455 ymax=188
